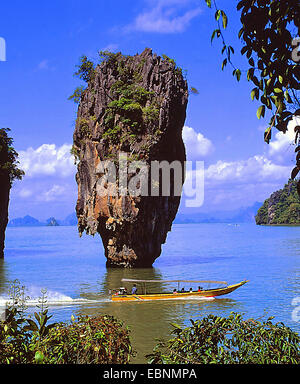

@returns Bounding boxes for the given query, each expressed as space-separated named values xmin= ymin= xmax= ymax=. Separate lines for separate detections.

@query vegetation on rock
xmin=0 ymin=128 xmax=24 ymax=186
xmin=255 ymin=179 xmax=300 ymax=225
xmin=0 ymin=128 xmax=24 ymax=258
xmin=69 ymin=50 xmax=184 ymax=162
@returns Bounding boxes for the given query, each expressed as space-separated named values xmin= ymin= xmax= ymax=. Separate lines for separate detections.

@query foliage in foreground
xmin=147 ymin=312 xmax=300 ymax=364
xmin=204 ymin=0 xmax=300 ymax=191
xmin=0 ymin=281 xmax=134 ymax=364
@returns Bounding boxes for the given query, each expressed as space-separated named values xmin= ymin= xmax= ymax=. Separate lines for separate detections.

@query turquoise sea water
xmin=1 ymin=223 xmax=300 ymax=363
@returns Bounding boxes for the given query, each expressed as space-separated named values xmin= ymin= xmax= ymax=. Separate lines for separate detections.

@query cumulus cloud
xmin=126 ymin=0 xmax=201 ymax=33
xmin=267 ymin=116 xmax=300 ymax=165
xmin=101 ymin=43 xmax=119 ymax=52
xmin=182 ymin=125 xmax=214 ymax=159
xmin=39 ymin=185 xmax=67 ymax=202
xmin=18 ymin=143 xmax=75 ymax=178
xmin=205 ymin=155 xmax=290 ymax=184
xmin=182 ymin=153 xmax=292 ymax=209
xmin=18 ymin=188 xmax=33 ymax=198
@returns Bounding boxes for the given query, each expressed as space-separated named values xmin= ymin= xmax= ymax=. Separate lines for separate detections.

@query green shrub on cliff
xmin=0 ymin=128 xmax=24 ymax=185
xmin=146 ymin=312 xmax=300 ymax=364
xmin=255 ymin=179 xmax=300 ymax=225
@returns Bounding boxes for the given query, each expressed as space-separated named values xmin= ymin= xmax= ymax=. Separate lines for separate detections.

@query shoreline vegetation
xmin=1 ymin=280 xmax=300 ymax=364
xmin=256 ymin=180 xmax=300 ymax=225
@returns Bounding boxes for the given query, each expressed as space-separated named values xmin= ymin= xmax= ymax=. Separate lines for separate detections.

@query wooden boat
xmin=111 ymin=278 xmax=249 ymax=302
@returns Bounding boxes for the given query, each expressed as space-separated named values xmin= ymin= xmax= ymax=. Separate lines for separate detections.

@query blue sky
xmin=0 ymin=0 xmax=296 ymax=220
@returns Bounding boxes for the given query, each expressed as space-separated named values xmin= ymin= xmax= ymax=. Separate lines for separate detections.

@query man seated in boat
xmin=181 ymin=287 xmax=185 ymax=293
xmin=198 ymin=286 xmax=203 ymax=292
xmin=131 ymin=284 xmax=137 ymax=295
xmin=173 ymin=289 xmax=177 ymax=294
xmin=189 ymin=287 xmax=193 ymax=292
xmin=118 ymin=287 xmax=127 ymax=295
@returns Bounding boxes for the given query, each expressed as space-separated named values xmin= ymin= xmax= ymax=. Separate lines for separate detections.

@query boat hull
xmin=111 ymin=281 xmax=248 ymax=302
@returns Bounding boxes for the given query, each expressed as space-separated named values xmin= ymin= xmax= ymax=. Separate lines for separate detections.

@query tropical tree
xmin=0 ymin=128 xmax=24 ymax=186
xmin=205 ymin=0 xmax=300 ymax=192
xmin=0 ymin=128 xmax=23 ymax=258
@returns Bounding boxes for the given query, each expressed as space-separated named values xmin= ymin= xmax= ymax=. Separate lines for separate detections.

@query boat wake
xmin=0 ymin=287 xmax=111 ymax=309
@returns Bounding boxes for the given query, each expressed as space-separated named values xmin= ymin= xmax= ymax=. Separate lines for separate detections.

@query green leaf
xmin=241 ymin=46 xmax=248 ymax=55
xmin=221 ymin=11 xmax=228 ymax=29
xmin=235 ymin=69 xmax=241 ymax=81
xmin=274 ymin=88 xmax=283 ymax=93
xmin=171 ymin=323 xmax=182 ymax=330
xmin=26 ymin=319 xmax=39 ymax=332
xmin=205 ymin=0 xmax=211 ymax=7
xmin=284 ymin=91 xmax=292 ymax=103
xmin=251 ymin=88 xmax=259 ymax=100
xmin=211 ymin=29 xmax=220 ymax=43
xmin=35 ymin=351 xmax=45 ymax=364
xmin=190 ymin=87 xmax=199 ymax=95
xmin=215 ymin=10 xmax=221 ymax=21
xmin=257 ymin=105 xmax=265 ymax=119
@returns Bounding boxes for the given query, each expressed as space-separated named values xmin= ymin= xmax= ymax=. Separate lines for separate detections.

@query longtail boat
xmin=111 ymin=278 xmax=249 ymax=302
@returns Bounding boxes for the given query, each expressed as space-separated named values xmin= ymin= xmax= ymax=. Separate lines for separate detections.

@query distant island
xmin=46 ymin=217 xmax=60 ymax=227
xmin=174 ymin=202 xmax=262 ymax=224
xmin=8 ymin=204 xmax=262 ymax=228
xmin=255 ymin=180 xmax=300 ymax=225
xmin=8 ymin=213 xmax=77 ymax=227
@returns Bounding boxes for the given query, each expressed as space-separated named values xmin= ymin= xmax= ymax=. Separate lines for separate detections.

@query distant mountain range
xmin=8 ymin=203 xmax=262 ymax=227
xmin=174 ymin=202 xmax=262 ymax=224
xmin=8 ymin=213 xmax=78 ymax=227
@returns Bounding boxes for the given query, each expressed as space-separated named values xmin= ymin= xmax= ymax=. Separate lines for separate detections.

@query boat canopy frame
xmin=121 ymin=278 xmax=228 ymax=295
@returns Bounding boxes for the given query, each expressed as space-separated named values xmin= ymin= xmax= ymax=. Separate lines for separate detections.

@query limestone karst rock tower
xmin=73 ymin=48 xmax=188 ymax=267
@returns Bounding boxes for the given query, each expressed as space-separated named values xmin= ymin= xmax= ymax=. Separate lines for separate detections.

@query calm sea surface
xmin=1 ymin=223 xmax=300 ymax=363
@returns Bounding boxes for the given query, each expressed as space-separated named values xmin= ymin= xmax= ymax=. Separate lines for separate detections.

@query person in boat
xmin=131 ymin=284 xmax=137 ymax=295
xmin=118 ymin=287 xmax=126 ymax=295
xmin=198 ymin=286 xmax=203 ymax=292
xmin=181 ymin=287 xmax=185 ymax=292
xmin=189 ymin=288 xmax=193 ymax=292
xmin=173 ymin=289 xmax=177 ymax=294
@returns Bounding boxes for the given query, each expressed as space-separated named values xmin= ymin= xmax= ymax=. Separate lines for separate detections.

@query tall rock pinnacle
xmin=73 ymin=48 xmax=188 ymax=267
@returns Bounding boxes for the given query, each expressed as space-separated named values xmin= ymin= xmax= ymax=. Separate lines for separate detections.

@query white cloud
xmin=182 ymin=125 xmax=214 ymax=159
xmin=205 ymin=155 xmax=291 ymax=184
xmin=39 ymin=185 xmax=66 ymax=202
xmin=267 ymin=116 xmax=300 ymax=165
xmin=126 ymin=0 xmax=201 ymax=33
xmin=37 ymin=60 xmax=49 ymax=70
xmin=182 ymin=153 xmax=292 ymax=209
xmin=19 ymin=144 xmax=75 ymax=178
xmin=18 ymin=188 xmax=33 ymax=198
xmin=101 ymin=43 xmax=119 ymax=52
